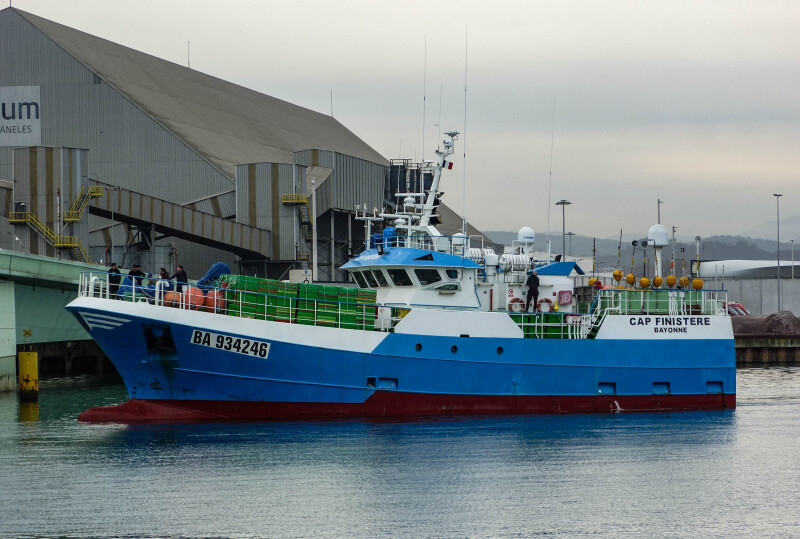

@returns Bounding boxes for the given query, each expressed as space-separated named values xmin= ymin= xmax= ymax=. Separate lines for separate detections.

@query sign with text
xmin=596 ymin=315 xmax=733 ymax=340
xmin=0 ymin=86 xmax=41 ymax=147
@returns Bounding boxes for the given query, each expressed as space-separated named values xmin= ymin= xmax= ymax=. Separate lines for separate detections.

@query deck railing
xmin=592 ymin=288 xmax=728 ymax=317
xmin=78 ymin=271 xmax=390 ymax=332
xmin=78 ymin=273 xmax=729 ymax=339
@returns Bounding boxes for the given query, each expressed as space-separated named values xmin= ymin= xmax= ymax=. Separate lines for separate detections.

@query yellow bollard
xmin=18 ymin=349 xmax=39 ymax=402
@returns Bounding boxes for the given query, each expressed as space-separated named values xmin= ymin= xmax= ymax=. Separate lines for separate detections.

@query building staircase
xmin=8 ymin=186 xmax=102 ymax=263
xmin=64 ymin=185 xmax=103 ymax=222
xmin=281 ymin=193 xmax=314 ymax=260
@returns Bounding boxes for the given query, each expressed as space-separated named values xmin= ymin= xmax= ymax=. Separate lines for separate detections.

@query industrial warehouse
xmin=0 ymin=7 xmax=489 ymax=282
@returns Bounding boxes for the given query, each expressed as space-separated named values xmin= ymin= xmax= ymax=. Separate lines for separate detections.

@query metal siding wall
xmin=294 ymin=149 xmax=334 ymax=215
xmin=60 ymin=147 xmax=89 ymax=258
xmin=192 ymin=190 xmax=236 ymax=219
xmin=0 ymin=12 xmax=389 ymax=272
xmin=0 ymin=10 xmax=232 ymax=207
xmin=294 ymin=150 xmax=335 ymax=169
xmin=12 ymin=147 xmax=60 ymax=257
xmin=277 ymin=163 xmax=295 ymax=260
xmin=234 ymin=164 xmax=248 ymax=225
xmin=235 ymin=162 xmax=273 ymax=232
xmin=333 ymin=153 xmax=386 ymax=212
xmin=162 ymin=237 xmax=237 ymax=279
xmin=257 ymin=163 xmax=272 ymax=230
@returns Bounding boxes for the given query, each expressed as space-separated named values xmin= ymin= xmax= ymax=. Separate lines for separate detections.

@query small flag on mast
xmin=443 ymin=161 xmax=454 ymax=170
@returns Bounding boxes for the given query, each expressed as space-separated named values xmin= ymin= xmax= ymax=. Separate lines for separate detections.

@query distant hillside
xmin=485 ymin=231 xmax=794 ymax=271
xmin=738 ymin=213 xmax=800 ymax=241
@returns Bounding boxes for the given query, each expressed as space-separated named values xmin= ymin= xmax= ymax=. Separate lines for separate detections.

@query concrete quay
xmin=0 ymin=249 xmax=107 ymax=391
xmin=736 ymin=337 xmax=800 ymax=366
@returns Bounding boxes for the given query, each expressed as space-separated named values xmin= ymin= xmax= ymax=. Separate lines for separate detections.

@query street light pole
xmin=311 ymin=178 xmax=317 ymax=282
xmin=774 ymin=193 xmax=782 ymax=311
xmin=555 ymin=199 xmax=571 ymax=260
xmin=565 ymin=232 xmax=576 ymax=259
xmin=105 ymin=185 xmax=116 ymax=264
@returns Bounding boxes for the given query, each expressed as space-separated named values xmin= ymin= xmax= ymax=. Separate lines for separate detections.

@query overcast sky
xmin=13 ymin=0 xmax=800 ymax=242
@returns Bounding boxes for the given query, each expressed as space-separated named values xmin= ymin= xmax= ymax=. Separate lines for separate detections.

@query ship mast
xmin=419 ymin=131 xmax=458 ymax=227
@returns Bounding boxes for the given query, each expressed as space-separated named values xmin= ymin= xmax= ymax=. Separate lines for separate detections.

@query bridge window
xmin=372 ymin=270 xmax=389 ymax=287
xmin=388 ymin=269 xmax=413 ymax=287
xmin=351 ymin=271 xmax=368 ymax=288
xmin=446 ymin=269 xmax=459 ymax=279
xmin=436 ymin=283 xmax=460 ymax=291
xmin=415 ymin=268 xmax=442 ymax=286
xmin=362 ymin=270 xmax=379 ymax=288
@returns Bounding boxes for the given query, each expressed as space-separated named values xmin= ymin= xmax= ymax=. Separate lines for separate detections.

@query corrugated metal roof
xmin=12 ymin=8 xmax=388 ymax=178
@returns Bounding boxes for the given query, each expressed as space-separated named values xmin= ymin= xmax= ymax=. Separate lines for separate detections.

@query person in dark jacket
xmin=170 ymin=265 xmax=188 ymax=293
xmin=108 ymin=262 xmax=121 ymax=299
xmin=129 ymin=264 xmax=146 ymax=287
xmin=525 ymin=270 xmax=540 ymax=312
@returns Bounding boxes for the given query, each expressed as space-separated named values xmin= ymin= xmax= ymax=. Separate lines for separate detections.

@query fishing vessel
xmin=67 ymin=132 xmax=735 ymax=422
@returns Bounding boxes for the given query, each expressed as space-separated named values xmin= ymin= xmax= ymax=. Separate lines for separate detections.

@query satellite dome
xmin=517 ymin=226 xmax=535 ymax=244
xmin=647 ymin=224 xmax=669 ymax=247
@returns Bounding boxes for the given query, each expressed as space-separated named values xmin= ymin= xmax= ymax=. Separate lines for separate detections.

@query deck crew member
xmin=108 ymin=262 xmax=121 ymax=299
xmin=129 ymin=264 xmax=146 ymax=287
xmin=170 ymin=265 xmax=188 ymax=293
xmin=525 ymin=270 xmax=539 ymax=312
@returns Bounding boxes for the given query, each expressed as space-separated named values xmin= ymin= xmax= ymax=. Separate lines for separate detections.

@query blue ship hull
xmin=67 ymin=298 xmax=736 ymax=422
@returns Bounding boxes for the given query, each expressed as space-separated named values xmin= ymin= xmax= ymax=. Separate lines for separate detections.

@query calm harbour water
xmin=1 ymin=368 xmax=799 ymax=538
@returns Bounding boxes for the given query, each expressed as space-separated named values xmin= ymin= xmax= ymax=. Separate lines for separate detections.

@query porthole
xmin=451 ymin=345 xmax=458 ymax=353
xmin=415 ymin=343 xmax=422 ymax=351
xmin=497 ymin=346 xmax=504 ymax=355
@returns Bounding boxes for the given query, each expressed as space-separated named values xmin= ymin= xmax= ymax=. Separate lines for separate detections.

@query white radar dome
xmin=517 ymin=226 xmax=535 ymax=244
xmin=647 ymin=224 xmax=670 ymax=247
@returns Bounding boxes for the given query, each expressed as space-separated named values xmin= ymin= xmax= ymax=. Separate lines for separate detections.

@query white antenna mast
xmin=422 ymin=35 xmax=427 ymax=164
xmin=462 ymin=25 xmax=468 ymax=235
xmin=437 ymin=83 xmax=443 ymax=140
xmin=546 ymin=99 xmax=555 ymax=259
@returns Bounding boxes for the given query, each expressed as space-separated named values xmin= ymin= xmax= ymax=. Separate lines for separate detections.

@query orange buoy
xmin=203 ymin=290 xmax=227 ymax=313
xmin=185 ymin=286 xmax=205 ymax=310
xmin=163 ymin=291 xmax=179 ymax=307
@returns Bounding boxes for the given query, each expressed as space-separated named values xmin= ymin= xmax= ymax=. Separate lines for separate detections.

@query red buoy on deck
xmin=203 ymin=290 xmax=227 ymax=313
xmin=184 ymin=286 xmax=205 ymax=310
xmin=163 ymin=291 xmax=179 ymax=307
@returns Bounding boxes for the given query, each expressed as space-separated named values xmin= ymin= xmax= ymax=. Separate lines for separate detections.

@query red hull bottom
xmin=78 ymin=391 xmax=736 ymax=423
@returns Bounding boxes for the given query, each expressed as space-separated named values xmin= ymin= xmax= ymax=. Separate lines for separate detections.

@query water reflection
xmin=18 ymin=401 xmax=39 ymax=422
xmin=0 ymin=368 xmax=797 ymax=538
